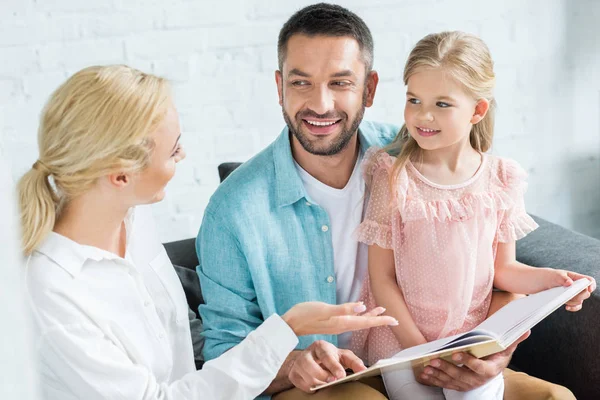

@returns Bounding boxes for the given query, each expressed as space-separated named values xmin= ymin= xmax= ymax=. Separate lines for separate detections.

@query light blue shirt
xmin=197 ymin=121 xmax=399 ymax=369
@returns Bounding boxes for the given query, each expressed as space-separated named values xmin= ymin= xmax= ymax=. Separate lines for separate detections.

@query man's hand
xmin=417 ymin=331 xmax=530 ymax=391
xmin=288 ymin=340 xmax=366 ymax=393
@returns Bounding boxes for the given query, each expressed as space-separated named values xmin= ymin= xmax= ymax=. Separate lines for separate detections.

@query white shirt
xmin=25 ymin=205 xmax=298 ymax=400
xmin=295 ymin=155 xmax=368 ymax=349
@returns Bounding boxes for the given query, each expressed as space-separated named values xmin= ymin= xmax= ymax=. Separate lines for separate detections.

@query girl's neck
xmin=414 ymin=137 xmax=483 ymax=186
xmin=53 ymin=190 xmax=130 ymax=257
xmin=419 ymin=137 xmax=480 ymax=171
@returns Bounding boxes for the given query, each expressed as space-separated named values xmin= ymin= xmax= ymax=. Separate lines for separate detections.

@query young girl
xmin=349 ymin=31 xmax=595 ymax=399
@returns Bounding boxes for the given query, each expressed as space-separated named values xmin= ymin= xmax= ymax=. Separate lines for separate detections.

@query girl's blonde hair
xmin=386 ymin=31 xmax=496 ymax=183
xmin=18 ymin=65 xmax=171 ymax=255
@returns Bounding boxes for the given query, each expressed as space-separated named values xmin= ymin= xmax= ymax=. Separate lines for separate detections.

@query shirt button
xmin=327 ymin=276 xmax=334 ymax=283
xmin=321 ymin=225 xmax=329 ymax=232
xmin=158 ymin=333 xmax=165 ymax=339
xmin=306 ymin=201 xmax=312 ymax=206
xmin=144 ymin=300 xmax=150 ymax=307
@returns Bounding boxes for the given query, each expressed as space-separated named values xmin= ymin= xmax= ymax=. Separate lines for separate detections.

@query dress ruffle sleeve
xmin=354 ymin=148 xmax=398 ymax=249
xmin=494 ymin=158 xmax=539 ymax=242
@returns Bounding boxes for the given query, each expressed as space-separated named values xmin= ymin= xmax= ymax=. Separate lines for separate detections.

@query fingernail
xmin=327 ymin=376 xmax=336 ymax=383
xmin=431 ymin=360 xmax=440 ymax=367
xmin=422 ymin=374 xmax=429 ymax=380
xmin=389 ymin=319 xmax=399 ymax=326
xmin=454 ymin=354 xmax=462 ymax=362
xmin=353 ymin=304 xmax=367 ymax=313
xmin=427 ymin=368 xmax=434 ymax=375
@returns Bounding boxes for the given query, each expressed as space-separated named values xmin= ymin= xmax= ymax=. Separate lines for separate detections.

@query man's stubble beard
xmin=282 ymin=90 xmax=367 ymax=156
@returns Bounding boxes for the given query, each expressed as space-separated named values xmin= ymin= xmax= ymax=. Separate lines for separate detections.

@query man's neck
xmin=292 ymin=134 xmax=360 ymax=189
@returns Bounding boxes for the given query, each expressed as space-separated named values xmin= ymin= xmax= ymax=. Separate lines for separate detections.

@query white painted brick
xmin=80 ymin=11 xmax=161 ymax=39
xmin=35 ymin=0 xmax=115 ymax=13
xmin=0 ymin=14 xmax=82 ymax=47
xmin=153 ymin=58 xmax=191 ymax=82
xmin=0 ymin=47 xmax=39 ymax=78
xmin=164 ymin=0 xmax=245 ymax=29
xmin=124 ymin=30 xmax=205 ymax=60
xmin=0 ymin=0 xmax=35 ymax=17
xmin=0 ymin=79 xmax=23 ymax=103
xmin=1 ymin=0 xmax=598 ymax=241
xmin=39 ymin=39 xmax=124 ymax=71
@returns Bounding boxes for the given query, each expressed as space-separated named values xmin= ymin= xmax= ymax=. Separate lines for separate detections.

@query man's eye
xmin=436 ymin=102 xmax=451 ymax=108
xmin=291 ymin=80 xmax=310 ymax=87
xmin=331 ymin=81 xmax=350 ymax=87
xmin=407 ymin=98 xmax=420 ymax=104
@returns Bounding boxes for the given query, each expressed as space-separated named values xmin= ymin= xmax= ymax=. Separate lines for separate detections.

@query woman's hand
xmin=282 ymin=301 xmax=398 ymax=337
xmin=538 ymin=269 xmax=596 ymax=311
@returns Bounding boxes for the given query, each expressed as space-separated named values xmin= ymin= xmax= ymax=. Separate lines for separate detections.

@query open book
xmin=313 ymin=278 xmax=592 ymax=391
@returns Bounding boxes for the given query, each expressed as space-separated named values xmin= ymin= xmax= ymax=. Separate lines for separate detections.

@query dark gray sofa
xmin=164 ymin=163 xmax=600 ymax=400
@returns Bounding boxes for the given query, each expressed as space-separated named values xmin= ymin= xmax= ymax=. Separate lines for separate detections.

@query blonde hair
xmin=386 ymin=31 xmax=496 ymax=183
xmin=18 ymin=65 xmax=171 ymax=255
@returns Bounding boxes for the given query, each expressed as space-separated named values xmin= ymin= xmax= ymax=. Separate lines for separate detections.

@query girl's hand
xmin=539 ymin=269 xmax=596 ymax=312
xmin=282 ymin=301 xmax=398 ymax=336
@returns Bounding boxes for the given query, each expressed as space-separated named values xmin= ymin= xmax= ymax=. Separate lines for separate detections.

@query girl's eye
xmin=436 ymin=101 xmax=451 ymax=108
xmin=407 ymin=98 xmax=420 ymax=105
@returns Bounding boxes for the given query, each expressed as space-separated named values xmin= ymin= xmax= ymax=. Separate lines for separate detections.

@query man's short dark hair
xmin=277 ymin=3 xmax=374 ymax=71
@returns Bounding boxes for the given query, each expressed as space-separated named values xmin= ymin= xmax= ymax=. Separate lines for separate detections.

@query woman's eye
xmin=407 ymin=98 xmax=420 ymax=104
xmin=436 ymin=102 xmax=451 ymax=108
xmin=172 ymin=145 xmax=181 ymax=157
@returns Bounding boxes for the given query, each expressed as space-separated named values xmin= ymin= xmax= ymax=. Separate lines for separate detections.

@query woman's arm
xmin=368 ymin=244 xmax=427 ymax=349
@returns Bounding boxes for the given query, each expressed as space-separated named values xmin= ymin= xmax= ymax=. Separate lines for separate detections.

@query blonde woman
xmin=348 ymin=31 xmax=596 ymax=399
xmin=19 ymin=65 xmax=397 ymax=400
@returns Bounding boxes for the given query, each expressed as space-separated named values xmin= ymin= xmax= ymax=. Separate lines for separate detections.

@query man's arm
xmin=196 ymin=209 xmax=264 ymax=361
xmin=263 ymin=351 xmax=300 ymax=394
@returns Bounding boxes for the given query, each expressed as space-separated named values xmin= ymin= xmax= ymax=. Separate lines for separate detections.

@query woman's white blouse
xmin=25 ymin=205 xmax=298 ymax=400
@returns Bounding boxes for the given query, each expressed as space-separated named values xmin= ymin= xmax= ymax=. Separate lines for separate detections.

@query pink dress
xmin=349 ymin=148 xmax=539 ymax=366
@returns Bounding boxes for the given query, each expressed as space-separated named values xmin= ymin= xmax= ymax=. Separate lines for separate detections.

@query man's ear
xmin=107 ymin=172 xmax=131 ymax=189
xmin=275 ymin=70 xmax=284 ymax=106
xmin=471 ymin=98 xmax=490 ymax=124
xmin=364 ymin=70 xmax=379 ymax=108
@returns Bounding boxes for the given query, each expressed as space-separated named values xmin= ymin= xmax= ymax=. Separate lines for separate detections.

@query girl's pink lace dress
xmin=350 ymin=148 xmax=538 ymax=366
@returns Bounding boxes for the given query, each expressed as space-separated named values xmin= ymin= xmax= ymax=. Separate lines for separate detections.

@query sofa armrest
xmin=512 ymin=215 xmax=600 ymax=399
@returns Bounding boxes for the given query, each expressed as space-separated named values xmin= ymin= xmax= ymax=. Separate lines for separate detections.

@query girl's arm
xmin=494 ymin=241 xmax=595 ymax=311
xmin=368 ymin=244 xmax=427 ymax=348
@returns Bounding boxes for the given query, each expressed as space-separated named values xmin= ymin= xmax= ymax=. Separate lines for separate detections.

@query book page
xmin=475 ymin=279 xmax=591 ymax=345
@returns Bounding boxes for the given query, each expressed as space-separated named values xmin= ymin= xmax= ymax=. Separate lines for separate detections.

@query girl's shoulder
xmin=362 ymin=146 xmax=397 ymax=177
xmin=485 ymin=154 xmax=528 ymax=188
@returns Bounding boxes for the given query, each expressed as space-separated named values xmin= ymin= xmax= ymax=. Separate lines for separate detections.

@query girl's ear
xmin=471 ymin=98 xmax=490 ymax=124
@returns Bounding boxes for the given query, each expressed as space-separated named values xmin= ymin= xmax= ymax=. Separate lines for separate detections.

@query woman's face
xmin=133 ymin=105 xmax=186 ymax=205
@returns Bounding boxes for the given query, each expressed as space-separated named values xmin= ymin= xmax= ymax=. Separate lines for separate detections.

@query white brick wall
xmin=1 ymin=0 xmax=599 ymax=242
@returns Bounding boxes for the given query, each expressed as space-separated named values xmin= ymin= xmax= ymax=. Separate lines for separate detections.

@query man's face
xmin=276 ymin=34 xmax=378 ymax=156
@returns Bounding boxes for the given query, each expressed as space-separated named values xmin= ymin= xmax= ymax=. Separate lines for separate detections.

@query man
xmin=197 ymin=3 xmax=575 ymax=399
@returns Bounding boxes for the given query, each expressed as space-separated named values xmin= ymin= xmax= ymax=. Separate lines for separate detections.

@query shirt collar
xmin=272 ymin=124 xmax=374 ymax=208
xmin=34 ymin=209 xmax=136 ymax=277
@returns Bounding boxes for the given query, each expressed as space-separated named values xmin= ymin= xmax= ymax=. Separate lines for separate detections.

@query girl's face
xmin=404 ymin=67 xmax=486 ymax=152
xmin=133 ymin=104 xmax=186 ymax=205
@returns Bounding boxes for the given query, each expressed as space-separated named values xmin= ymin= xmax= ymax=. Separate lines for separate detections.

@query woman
xmin=19 ymin=65 xmax=397 ymax=400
